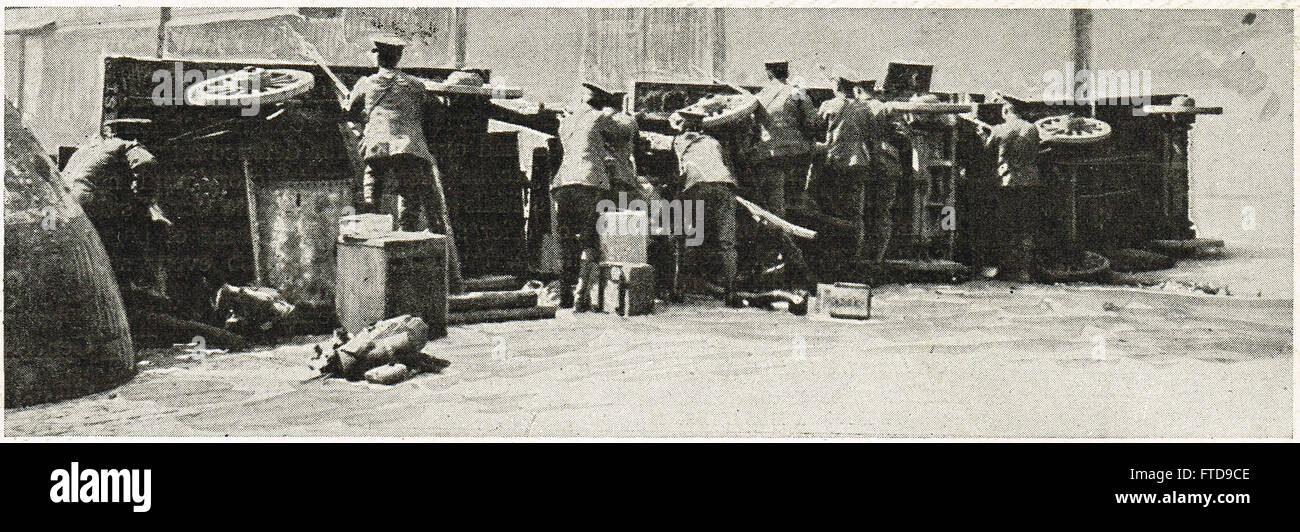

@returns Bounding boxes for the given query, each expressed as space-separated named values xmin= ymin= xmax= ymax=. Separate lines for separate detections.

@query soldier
xmin=62 ymin=117 xmax=172 ymax=300
xmin=814 ymin=77 xmax=873 ymax=273
xmin=859 ymin=78 xmax=906 ymax=270
xmin=667 ymin=110 xmax=738 ymax=303
xmin=552 ymin=82 xmax=638 ymax=310
xmin=344 ymin=35 xmax=463 ymax=292
xmin=599 ymin=89 xmax=652 ymax=207
xmin=977 ymin=95 xmax=1044 ymax=282
xmin=747 ymin=60 xmax=820 ymax=216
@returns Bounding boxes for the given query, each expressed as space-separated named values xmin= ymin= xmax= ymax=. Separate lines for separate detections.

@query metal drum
xmin=4 ymin=100 xmax=135 ymax=407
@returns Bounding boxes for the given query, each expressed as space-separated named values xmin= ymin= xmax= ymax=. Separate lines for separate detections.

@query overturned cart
xmin=97 ymin=55 xmax=549 ymax=333
xmin=630 ymin=77 xmax=1221 ymax=283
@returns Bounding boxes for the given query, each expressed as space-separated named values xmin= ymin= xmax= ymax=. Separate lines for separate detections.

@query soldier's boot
xmin=558 ymin=244 xmax=579 ymax=309
xmin=573 ymin=249 xmax=599 ymax=312
xmin=558 ymin=283 xmax=576 ymax=309
xmin=1007 ymin=237 xmax=1036 ymax=283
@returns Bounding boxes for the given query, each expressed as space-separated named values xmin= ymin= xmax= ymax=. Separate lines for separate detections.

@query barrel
xmin=4 ymin=100 xmax=135 ymax=407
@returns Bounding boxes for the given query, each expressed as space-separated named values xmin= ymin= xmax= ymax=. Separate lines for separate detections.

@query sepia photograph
xmin=2 ymin=3 xmax=1293 ymax=442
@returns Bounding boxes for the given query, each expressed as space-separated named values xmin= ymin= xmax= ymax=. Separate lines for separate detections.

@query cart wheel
xmin=1035 ymin=114 xmax=1112 ymax=144
xmin=185 ymin=67 xmax=315 ymax=107
xmin=1037 ymin=250 xmax=1111 ymax=282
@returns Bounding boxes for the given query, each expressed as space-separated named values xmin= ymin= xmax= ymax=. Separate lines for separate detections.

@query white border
xmin=1 ymin=1 xmax=1296 ymax=443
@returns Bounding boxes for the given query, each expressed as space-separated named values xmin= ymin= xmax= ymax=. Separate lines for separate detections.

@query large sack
xmin=4 ymin=100 xmax=135 ymax=406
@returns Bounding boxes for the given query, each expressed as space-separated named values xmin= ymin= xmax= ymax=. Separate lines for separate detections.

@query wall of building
xmin=464 ymin=7 xmax=585 ymax=106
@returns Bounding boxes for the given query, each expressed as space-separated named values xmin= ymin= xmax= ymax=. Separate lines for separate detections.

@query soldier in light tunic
xmin=551 ymin=82 xmax=638 ymax=310
xmin=344 ymin=35 xmax=463 ymax=292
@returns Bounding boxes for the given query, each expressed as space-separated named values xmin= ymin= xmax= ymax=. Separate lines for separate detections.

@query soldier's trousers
xmin=92 ymin=209 xmax=167 ymax=294
xmin=741 ymin=154 xmax=809 ymax=278
xmin=551 ymin=185 xmax=615 ymax=304
xmin=365 ymin=154 xmax=464 ymax=292
xmin=681 ymin=182 xmax=737 ymax=292
xmin=862 ymin=177 xmax=898 ymax=264
xmin=982 ymin=185 xmax=1043 ymax=274
xmin=745 ymin=153 xmax=811 ymax=216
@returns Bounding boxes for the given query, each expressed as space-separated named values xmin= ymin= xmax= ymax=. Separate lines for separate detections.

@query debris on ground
xmin=308 ymin=315 xmax=448 ymax=383
xmin=214 ymin=284 xmax=296 ymax=336
xmin=447 ymin=280 xmax=556 ymax=324
xmin=364 ymin=363 xmax=411 ymax=385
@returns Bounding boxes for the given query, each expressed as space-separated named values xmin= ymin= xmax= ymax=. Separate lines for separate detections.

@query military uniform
xmin=747 ymin=78 xmax=818 ymax=216
xmin=604 ymin=108 xmax=639 ymax=193
xmin=982 ymin=112 xmax=1044 ymax=279
xmin=814 ymin=96 xmax=872 ymax=262
xmin=672 ymin=129 xmax=738 ymax=296
xmin=347 ymin=67 xmax=438 ymax=223
xmin=551 ymin=93 xmax=637 ymax=308
xmin=62 ymin=132 xmax=165 ymax=292
xmin=346 ymin=63 xmax=463 ymax=292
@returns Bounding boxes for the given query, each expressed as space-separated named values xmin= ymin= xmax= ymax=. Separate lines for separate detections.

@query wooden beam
xmin=242 ymin=156 xmax=263 ymax=286
xmin=711 ymin=8 xmax=726 ymax=79
xmin=1071 ymin=9 xmax=1093 ymax=115
xmin=449 ymin=7 xmax=468 ymax=69
xmin=1070 ymin=8 xmax=1092 ymax=73
xmin=156 ymin=7 xmax=170 ymax=59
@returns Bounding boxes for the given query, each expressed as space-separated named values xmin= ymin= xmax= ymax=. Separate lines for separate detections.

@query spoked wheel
xmin=185 ymin=67 xmax=315 ymax=107
xmin=1035 ymin=114 xmax=1112 ymax=144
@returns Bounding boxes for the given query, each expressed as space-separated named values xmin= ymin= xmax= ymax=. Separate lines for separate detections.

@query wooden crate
xmin=336 ymin=232 xmax=448 ymax=337
xmin=594 ymin=262 xmax=655 ymax=316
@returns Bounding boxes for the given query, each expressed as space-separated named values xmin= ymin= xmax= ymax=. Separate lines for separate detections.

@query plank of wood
xmin=1141 ymin=105 xmax=1223 ymax=115
xmin=886 ymin=102 xmax=977 ymax=114
xmin=447 ymin=305 xmax=556 ymax=325
xmin=463 ymin=274 xmax=519 ymax=292
xmin=242 ymin=156 xmax=262 ymax=286
xmin=448 ymin=289 xmax=539 ymax=312
xmin=735 ymin=196 xmax=817 ymax=240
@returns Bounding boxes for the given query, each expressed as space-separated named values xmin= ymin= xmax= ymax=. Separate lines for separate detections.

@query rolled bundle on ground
xmin=447 ymin=306 xmax=556 ymax=325
xmin=448 ymin=289 xmax=539 ymax=313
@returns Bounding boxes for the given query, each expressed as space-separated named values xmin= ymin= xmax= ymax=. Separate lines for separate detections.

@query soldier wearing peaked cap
xmin=735 ymin=60 xmax=820 ymax=286
xmin=550 ymin=82 xmax=639 ymax=310
xmin=63 ymin=117 xmax=172 ymax=299
xmin=745 ymin=60 xmax=819 ymax=216
xmin=975 ymin=93 xmax=1046 ymax=282
xmin=665 ymin=109 xmax=739 ymax=303
xmin=343 ymin=34 xmax=463 ymax=292
xmin=813 ymin=76 xmax=878 ymax=274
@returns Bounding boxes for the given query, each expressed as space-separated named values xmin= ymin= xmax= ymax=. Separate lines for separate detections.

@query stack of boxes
xmin=594 ymin=210 xmax=655 ymax=316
